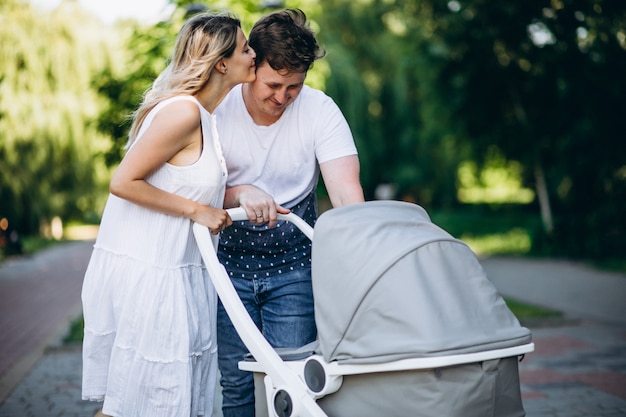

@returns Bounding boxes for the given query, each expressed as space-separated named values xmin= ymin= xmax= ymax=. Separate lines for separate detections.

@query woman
xmin=81 ymin=12 xmax=256 ymax=417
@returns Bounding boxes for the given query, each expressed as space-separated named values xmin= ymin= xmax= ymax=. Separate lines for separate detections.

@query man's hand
xmin=224 ymin=184 xmax=290 ymax=228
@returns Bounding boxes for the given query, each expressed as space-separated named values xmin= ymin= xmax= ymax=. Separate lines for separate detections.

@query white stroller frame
xmin=193 ymin=207 xmax=535 ymax=417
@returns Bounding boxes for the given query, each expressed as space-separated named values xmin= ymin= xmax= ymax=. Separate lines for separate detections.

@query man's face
xmin=247 ymin=61 xmax=306 ymax=120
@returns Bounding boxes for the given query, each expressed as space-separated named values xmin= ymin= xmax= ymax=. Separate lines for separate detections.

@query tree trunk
xmin=534 ymin=163 xmax=553 ymax=234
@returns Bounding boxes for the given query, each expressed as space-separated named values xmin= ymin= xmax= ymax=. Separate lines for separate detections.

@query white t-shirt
xmin=214 ymin=84 xmax=358 ymax=208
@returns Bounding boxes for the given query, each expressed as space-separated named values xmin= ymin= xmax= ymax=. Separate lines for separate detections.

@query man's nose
xmin=274 ymin=88 xmax=288 ymax=104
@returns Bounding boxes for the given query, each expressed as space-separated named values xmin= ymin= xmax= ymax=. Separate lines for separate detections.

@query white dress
xmin=81 ymin=95 xmax=226 ymax=417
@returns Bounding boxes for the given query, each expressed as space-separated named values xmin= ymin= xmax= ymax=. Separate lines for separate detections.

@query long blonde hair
xmin=127 ymin=12 xmax=241 ymax=147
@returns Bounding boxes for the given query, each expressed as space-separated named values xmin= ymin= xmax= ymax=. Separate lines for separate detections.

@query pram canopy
xmin=312 ymin=200 xmax=532 ymax=364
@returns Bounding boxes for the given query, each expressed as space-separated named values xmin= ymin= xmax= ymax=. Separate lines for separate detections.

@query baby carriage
xmin=193 ymin=200 xmax=534 ymax=417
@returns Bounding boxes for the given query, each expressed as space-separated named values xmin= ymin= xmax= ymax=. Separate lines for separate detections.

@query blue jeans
xmin=217 ymin=267 xmax=317 ymax=417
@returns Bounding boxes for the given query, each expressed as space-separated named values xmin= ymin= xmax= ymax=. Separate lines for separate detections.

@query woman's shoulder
xmin=140 ymin=96 xmax=202 ymax=139
xmin=151 ymin=95 xmax=201 ymax=120
xmin=153 ymin=95 xmax=201 ymax=114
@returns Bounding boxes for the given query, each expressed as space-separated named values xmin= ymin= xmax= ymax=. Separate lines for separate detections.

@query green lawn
xmin=504 ymin=298 xmax=562 ymax=321
xmin=429 ymin=206 xmax=539 ymax=257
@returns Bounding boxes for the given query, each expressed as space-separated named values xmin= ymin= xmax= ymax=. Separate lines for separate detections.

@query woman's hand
xmin=193 ymin=206 xmax=232 ymax=235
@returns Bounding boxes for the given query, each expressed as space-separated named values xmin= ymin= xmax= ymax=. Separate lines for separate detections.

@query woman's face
xmin=224 ymin=28 xmax=256 ymax=84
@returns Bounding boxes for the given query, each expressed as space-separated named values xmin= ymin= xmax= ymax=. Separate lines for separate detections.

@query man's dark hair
xmin=249 ymin=8 xmax=326 ymax=73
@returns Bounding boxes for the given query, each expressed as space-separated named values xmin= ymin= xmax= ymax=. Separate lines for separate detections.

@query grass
xmin=593 ymin=259 xmax=626 ymax=275
xmin=0 ymin=224 xmax=98 ymax=263
xmin=20 ymin=235 xmax=59 ymax=254
xmin=504 ymin=298 xmax=562 ymax=321
xmin=429 ymin=206 xmax=538 ymax=258
xmin=460 ymin=228 xmax=531 ymax=257
xmin=64 ymin=316 xmax=85 ymax=344
xmin=0 ymin=235 xmax=58 ymax=263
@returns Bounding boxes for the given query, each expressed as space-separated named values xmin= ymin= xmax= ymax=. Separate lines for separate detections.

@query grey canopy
xmin=311 ymin=200 xmax=531 ymax=364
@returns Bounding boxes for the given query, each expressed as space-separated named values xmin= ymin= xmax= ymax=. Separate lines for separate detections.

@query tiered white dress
xmin=81 ymin=95 xmax=226 ymax=417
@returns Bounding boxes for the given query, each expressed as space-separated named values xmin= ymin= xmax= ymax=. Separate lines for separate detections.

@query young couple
xmin=81 ymin=8 xmax=364 ymax=417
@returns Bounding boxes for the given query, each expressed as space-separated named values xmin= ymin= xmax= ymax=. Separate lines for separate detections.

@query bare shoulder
xmin=151 ymin=97 xmax=201 ymax=131
xmin=137 ymin=97 xmax=203 ymax=152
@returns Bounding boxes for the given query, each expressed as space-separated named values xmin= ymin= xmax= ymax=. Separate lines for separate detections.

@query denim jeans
xmin=217 ymin=267 xmax=317 ymax=417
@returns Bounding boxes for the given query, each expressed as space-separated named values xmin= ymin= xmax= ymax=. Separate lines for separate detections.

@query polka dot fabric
xmin=218 ymin=193 xmax=317 ymax=279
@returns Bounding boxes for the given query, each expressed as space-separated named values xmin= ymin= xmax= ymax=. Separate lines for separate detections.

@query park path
xmin=481 ymin=256 xmax=626 ymax=325
xmin=0 ymin=240 xmax=93 ymax=401
xmin=1 ymin=240 xmax=626 ymax=416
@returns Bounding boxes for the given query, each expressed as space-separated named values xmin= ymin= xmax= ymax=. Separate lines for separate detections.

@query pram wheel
xmin=273 ymin=389 xmax=293 ymax=417
xmin=304 ymin=359 xmax=325 ymax=393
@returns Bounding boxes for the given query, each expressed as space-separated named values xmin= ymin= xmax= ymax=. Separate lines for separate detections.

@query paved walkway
xmin=481 ymin=257 xmax=626 ymax=417
xmin=0 ymin=242 xmax=625 ymax=416
xmin=0 ymin=241 xmax=92 ymax=406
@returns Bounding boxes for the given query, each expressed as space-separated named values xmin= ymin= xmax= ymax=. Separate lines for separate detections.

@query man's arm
xmin=320 ymin=155 xmax=365 ymax=208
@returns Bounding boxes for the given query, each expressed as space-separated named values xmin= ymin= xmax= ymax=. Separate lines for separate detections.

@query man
xmin=214 ymin=8 xmax=364 ymax=416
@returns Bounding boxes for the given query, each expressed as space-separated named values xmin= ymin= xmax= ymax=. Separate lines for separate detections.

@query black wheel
xmin=304 ymin=358 xmax=326 ymax=393
xmin=273 ymin=389 xmax=293 ymax=417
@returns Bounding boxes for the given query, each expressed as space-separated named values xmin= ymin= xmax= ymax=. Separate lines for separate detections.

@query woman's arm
xmin=110 ymin=100 xmax=231 ymax=233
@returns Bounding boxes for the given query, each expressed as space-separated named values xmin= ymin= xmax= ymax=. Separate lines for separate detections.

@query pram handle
xmin=227 ymin=207 xmax=314 ymax=240
xmin=193 ymin=211 xmax=325 ymax=417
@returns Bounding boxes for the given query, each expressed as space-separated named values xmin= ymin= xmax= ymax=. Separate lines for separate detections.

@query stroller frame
xmin=193 ymin=207 xmax=534 ymax=417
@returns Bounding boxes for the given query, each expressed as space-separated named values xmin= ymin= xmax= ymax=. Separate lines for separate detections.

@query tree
xmin=416 ymin=0 xmax=626 ymax=258
xmin=0 ymin=0 xmax=122 ymax=238
xmin=317 ymin=0 xmax=466 ymax=205
xmin=314 ymin=0 xmax=625 ymax=258
xmin=96 ymin=0 xmax=326 ymax=163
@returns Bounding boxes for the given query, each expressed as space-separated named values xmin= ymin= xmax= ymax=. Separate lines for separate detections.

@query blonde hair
xmin=127 ymin=12 xmax=241 ymax=147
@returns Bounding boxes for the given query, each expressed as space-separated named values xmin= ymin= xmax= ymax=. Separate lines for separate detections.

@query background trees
xmin=415 ymin=0 xmax=626 ymax=258
xmin=317 ymin=0 xmax=626 ymax=258
xmin=0 ymin=0 xmax=121 ymax=237
xmin=1 ymin=0 xmax=624 ymax=261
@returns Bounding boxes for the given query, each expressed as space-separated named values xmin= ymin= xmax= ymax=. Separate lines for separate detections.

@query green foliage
xmin=0 ymin=0 xmax=120 ymax=237
xmin=316 ymin=0 xmax=466 ymax=206
xmin=95 ymin=0 xmax=325 ymax=164
xmin=457 ymin=148 xmax=534 ymax=204
xmin=317 ymin=0 xmax=626 ymax=259
xmin=95 ymin=19 xmax=180 ymax=165
xmin=412 ymin=0 xmax=626 ymax=258
xmin=19 ymin=235 xmax=59 ymax=256
xmin=432 ymin=206 xmax=530 ymax=236
xmin=2 ymin=0 xmax=624 ymax=262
